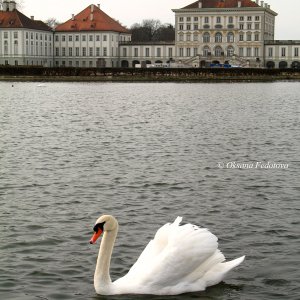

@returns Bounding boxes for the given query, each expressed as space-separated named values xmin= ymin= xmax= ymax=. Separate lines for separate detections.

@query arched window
xmin=227 ymin=32 xmax=234 ymax=43
xmin=203 ymin=46 xmax=210 ymax=57
xmin=215 ymin=32 xmax=222 ymax=43
xmin=215 ymin=46 xmax=223 ymax=57
xmin=227 ymin=46 xmax=234 ymax=57
xmin=279 ymin=61 xmax=288 ymax=69
xmin=203 ymin=32 xmax=210 ymax=43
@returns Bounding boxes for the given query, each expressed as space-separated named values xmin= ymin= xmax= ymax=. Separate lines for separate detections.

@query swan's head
xmin=89 ymin=215 xmax=118 ymax=244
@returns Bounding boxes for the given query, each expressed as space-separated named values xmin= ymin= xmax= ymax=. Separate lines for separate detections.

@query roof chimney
xmin=198 ymin=0 xmax=202 ymax=8
xmin=31 ymin=16 xmax=34 ymax=20
xmin=2 ymin=0 xmax=9 ymax=11
xmin=256 ymin=0 xmax=259 ymax=4
xmin=238 ymin=1 xmax=242 ymax=7
xmin=260 ymin=1 xmax=264 ymax=7
xmin=91 ymin=4 xmax=94 ymax=12
xmin=97 ymin=4 xmax=100 ymax=9
xmin=72 ymin=14 xmax=75 ymax=21
xmin=264 ymin=3 xmax=268 ymax=8
xmin=8 ymin=0 xmax=16 ymax=11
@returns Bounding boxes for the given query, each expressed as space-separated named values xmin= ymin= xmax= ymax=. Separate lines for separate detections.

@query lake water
xmin=0 ymin=81 xmax=299 ymax=300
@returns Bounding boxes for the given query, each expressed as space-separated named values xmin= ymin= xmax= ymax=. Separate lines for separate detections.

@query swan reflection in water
xmin=89 ymin=215 xmax=245 ymax=296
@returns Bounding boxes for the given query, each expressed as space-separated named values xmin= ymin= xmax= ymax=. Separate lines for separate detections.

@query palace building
xmin=0 ymin=0 xmax=299 ymax=68
xmin=0 ymin=0 xmax=53 ymax=66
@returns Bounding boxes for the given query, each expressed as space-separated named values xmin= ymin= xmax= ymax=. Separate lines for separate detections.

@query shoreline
xmin=1 ymin=75 xmax=300 ymax=83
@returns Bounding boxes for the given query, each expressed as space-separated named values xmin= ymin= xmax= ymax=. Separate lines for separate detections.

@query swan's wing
xmin=114 ymin=217 xmax=224 ymax=292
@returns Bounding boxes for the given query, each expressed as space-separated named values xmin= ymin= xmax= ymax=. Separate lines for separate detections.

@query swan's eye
xmin=93 ymin=222 xmax=105 ymax=233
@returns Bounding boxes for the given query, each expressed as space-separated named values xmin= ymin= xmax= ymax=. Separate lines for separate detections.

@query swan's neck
xmin=94 ymin=226 xmax=118 ymax=293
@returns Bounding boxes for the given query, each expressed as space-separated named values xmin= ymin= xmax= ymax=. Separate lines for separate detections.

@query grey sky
xmin=21 ymin=0 xmax=299 ymax=40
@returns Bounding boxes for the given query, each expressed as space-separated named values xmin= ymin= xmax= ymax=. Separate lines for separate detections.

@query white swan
xmin=89 ymin=215 xmax=245 ymax=295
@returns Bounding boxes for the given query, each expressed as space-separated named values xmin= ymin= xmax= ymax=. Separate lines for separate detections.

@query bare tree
xmin=45 ymin=17 xmax=61 ymax=29
xmin=130 ymin=19 xmax=175 ymax=42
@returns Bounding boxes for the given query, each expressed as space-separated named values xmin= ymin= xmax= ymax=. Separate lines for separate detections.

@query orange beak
xmin=89 ymin=229 xmax=103 ymax=244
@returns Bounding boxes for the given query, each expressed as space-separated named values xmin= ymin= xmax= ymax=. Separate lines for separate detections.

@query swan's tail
xmin=203 ymin=256 xmax=245 ymax=287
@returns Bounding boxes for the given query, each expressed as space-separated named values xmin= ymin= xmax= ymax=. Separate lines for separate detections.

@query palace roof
xmin=55 ymin=4 xmax=129 ymax=33
xmin=0 ymin=9 xmax=52 ymax=31
xmin=182 ymin=0 xmax=259 ymax=9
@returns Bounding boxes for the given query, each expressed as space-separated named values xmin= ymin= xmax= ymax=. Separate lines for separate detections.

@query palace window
xmin=204 ymin=17 xmax=209 ymax=23
xmin=69 ymin=47 xmax=72 ymax=56
xmin=69 ymin=35 xmax=72 ymax=42
xmin=96 ymin=47 xmax=100 ymax=56
xmin=89 ymin=47 xmax=93 ymax=56
xmin=75 ymin=47 xmax=79 ymax=56
xmin=203 ymin=32 xmax=210 ymax=43
xmin=179 ymin=47 xmax=183 ymax=56
xmin=227 ymin=46 xmax=234 ymax=57
xmin=247 ymin=23 xmax=252 ymax=30
xmin=75 ymin=35 xmax=79 ymax=41
xmin=145 ymin=48 xmax=150 ymax=57
xmin=228 ymin=16 xmax=233 ymax=23
xmin=281 ymin=47 xmax=286 ymax=57
xmin=215 ymin=32 xmax=222 ymax=43
xmin=103 ymin=35 xmax=107 ymax=41
xmin=255 ymin=16 xmax=260 ymax=21
xmin=168 ymin=47 xmax=173 ymax=58
xmin=62 ymin=35 xmax=66 ymax=42
xmin=193 ymin=47 xmax=198 ymax=56
xmin=246 ymin=47 xmax=252 ymax=57
xmin=239 ymin=16 xmax=244 ymax=21
xmin=203 ymin=46 xmax=210 ymax=56
xmin=239 ymin=34 xmax=244 ymax=41
xmin=156 ymin=48 xmax=161 ymax=57
xmin=215 ymin=46 xmax=223 ymax=57
xmin=55 ymin=47 xmax=59 ymax=56
xmin=227 ymin=32 xmax=234 ymax=43
xmin=103 ymin=47 xmax=107 ymax=56
xmin=254 ymin=47 xmax=259 ymax=57
xmin=55 ymin=35 xmax=59 ymax=42
xmin=239 ymin=24 xmax=244 ymax=30
xmin=268 ymin=47 xmax=273 ymax=57
xmin=239 ymin=47 xmax=244 ymax=56
xmin=89 ymin=35 xmax=93 ymax=41
xmin=179 ymin=24 xmax=183 ymax=30
xmin=194 ymin=17 xmax=198 ymax=21
xmin=294 ymin=48 xmax=299 ymax=57
xmin=193 ymin=33 xmax=198 ymax=41
xmin=247 ymin=33 xmax=252 ymax=41
xmin=96 ymin=35 xmax=100 ymax=41
xmin=82 ymin=47 xmax=86 ymax=56
xmin=194 ymin=24 xmax=198 ymax=30
xmin=247 ymin=16 xmax=252 ymax=21
xmin=82 ymin=35 xmax=86 ymax=42
xmin=62 ymin=47 xmax=66 ymax=56
xmin=134 ymin=47 xmax=138 ymax=57
xmin=186 ymin=48 xmax=191 ymax=57
xmin=216 ymin=17 xmax=221 ymax=23
xmin=255 ymin=34 xmax=259 ymax=41
xmin=186 ymin=24 xmax=191 ymax=30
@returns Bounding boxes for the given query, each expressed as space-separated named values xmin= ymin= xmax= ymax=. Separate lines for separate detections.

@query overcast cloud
xmin=21 ymin=0 xmax=300 ymax=40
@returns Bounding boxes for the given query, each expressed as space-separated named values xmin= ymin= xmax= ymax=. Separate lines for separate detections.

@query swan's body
xmin=90 ymin=215 xmax=245 ymax=295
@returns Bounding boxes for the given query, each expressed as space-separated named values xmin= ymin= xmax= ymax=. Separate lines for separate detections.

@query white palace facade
xmin=0 ymin=0 xmax=299 ymax=69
